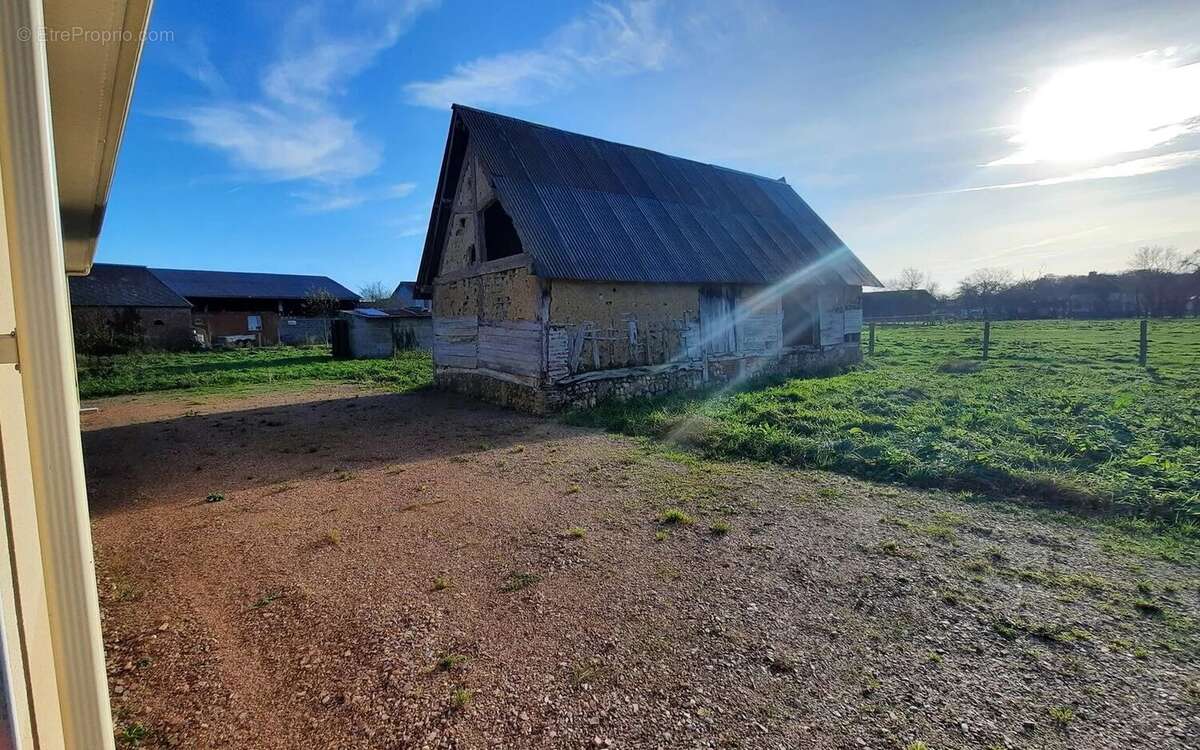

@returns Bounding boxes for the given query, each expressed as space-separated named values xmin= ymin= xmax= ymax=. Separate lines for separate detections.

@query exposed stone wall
xmin=435 ymin=369 xmax=545 ymax=413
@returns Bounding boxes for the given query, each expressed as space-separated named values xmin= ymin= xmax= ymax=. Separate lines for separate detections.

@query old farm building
xmin=415 ymin=106 xmax=880 ymax=412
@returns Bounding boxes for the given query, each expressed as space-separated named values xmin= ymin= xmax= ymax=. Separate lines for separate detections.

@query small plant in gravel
xmin=963 ymin=558 xmax=990 ymax=574
xmin=923 ymin=524 xmax=957 ymax=544
xmin=925 ymin=650 xmax=943 ymax=665
xmin=1135 ymin=579 xmax=1153 ymax=595
xmin=1049 ymin=706 xmax=1075 ymax=727
xmin=323 ymin=528 xmax=342 ymax=546
xmin=116 ymin=721 xmax=151 ymax=748
xmin=658 ymin=507 xmax=694 ymax=525
xmin=204 ymin=491 xmax=225 ymax=503
xmin=1132 ymin=598 xmax=1165 ymax=617
xmin=566 ymin=484 xmax=582 ymax=495
xmin=501 ymin=571 xmax=541 ymax=592
xmin=904 ymin=741 xmax=929 ymax=750
xmin=436 ymin=653 xmax=468 ymax=672
xmin=251 ymin=590 xmax=285 ymax=608
xmin=449 ymin=687 xmax=472 ymax=711
xmin=654 ymin=530 xmax=668 ymax=542
xmin=566 ymin=526 xmax=587 ymax=539
xmin=710 ymin=519 xmax=732 ymax=536
xmin=431 ymin=576 xmax=452 ymax=591
xmin=570 ymin=661 xmax=603 ymax=686
xmin=333 ymin=469 xmax=355 ymax=482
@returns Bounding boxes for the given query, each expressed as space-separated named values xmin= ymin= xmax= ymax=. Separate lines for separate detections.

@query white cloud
xmin=171 ymin=0 xmax=436 ymax=188
xmin=405 ymin=0 xmax=671 ymax=109
xmin=946 ymin=150 xmax=1200 ymax=193
xmin=291 ymin=182 xmax=417 ymax=213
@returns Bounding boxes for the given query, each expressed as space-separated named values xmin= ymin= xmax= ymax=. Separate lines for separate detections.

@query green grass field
xmin=573 ymin=319 xmax=1200 ymax=525
xmin=77 ymin=346 xmax=432 ymax=400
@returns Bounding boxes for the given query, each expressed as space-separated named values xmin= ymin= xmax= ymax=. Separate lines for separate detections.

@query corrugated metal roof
xmin=68 ymin=263 xmax=191 ymax=308
xmin=419 ymin=106 xmax=880 ymax=288
xmin=150 ymin=268 xmax=359 ymax=302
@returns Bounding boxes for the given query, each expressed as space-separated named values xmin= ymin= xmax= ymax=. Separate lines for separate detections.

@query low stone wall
xmin=435 ymin=369 xmax=546 ymax=413
xmin=436 ymin=343 xmax=861 ymax=415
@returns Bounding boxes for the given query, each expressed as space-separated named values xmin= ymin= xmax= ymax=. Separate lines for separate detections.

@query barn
xmin=68 ymin=263 xmax=195 ymax=351
xmin=414 ymin=106 xmax=880 ymax=413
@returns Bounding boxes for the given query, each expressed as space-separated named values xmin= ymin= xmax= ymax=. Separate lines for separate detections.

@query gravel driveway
xmin=83 ymin=387 xmax=1200 ymax=749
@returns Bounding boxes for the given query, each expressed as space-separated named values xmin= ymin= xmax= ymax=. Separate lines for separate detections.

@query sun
xmin=991 ymin=54 xmax=1200 ymax=166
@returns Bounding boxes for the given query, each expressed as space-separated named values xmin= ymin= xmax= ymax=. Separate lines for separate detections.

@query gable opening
xmin=481 ymin=201 xmax=522 ymax=261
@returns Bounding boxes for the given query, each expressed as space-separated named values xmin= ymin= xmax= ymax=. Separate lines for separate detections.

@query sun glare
xmin=991 ymin=55 xmax=1200 ymax=166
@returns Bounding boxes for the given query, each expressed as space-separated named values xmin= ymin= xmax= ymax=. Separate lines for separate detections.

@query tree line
xmin=887 ymin=246 xmax=1200 ymax=319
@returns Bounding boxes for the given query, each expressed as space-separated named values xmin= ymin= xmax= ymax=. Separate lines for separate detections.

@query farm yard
xmin=84 ymin=320 xmax=1200 ymax=749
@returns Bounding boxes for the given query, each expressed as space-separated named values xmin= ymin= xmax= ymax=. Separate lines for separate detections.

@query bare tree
xmin=302 ymin=287 xmax=340 ymax=317
xmin=887 ymin=267 xmax=932 ymax=291
xmin=358 ymin=281 xmax=390 ymax=304
xmin=1129 ymin=245 xmax=1190 ymax=274
xmin=956 ymin=267 xmax=1014 ymax=318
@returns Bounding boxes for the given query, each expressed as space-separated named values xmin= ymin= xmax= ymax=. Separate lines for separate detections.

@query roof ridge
xmin=452 ymin=104 xmax=791 ymax=186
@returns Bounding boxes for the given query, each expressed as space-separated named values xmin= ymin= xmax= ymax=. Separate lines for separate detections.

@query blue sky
xmin=100 ymin=0 xmax=1200 ymax=293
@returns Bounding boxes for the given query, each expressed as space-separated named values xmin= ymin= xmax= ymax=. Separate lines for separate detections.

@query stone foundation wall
xmin=435 ymin=370 xmax=546 ymax=413
xmin=436 ymin=343 xmax=861 ymax=415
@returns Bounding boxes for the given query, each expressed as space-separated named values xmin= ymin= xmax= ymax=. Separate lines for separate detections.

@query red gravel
xmin=85 ymin=387 xmax=1200 ymax=749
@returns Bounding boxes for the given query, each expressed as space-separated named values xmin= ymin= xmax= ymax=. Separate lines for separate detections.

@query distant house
xmin=414 ymin=106 xmax=879 ymax=413
xmin=68 ymin=264 xmax=194 ymax=351
xmin=150 ymin=268 xmax=359 ymax=346
xmin=383 ymin=281 xmax=431 ymax=312
xmin=863 ymin=289 xmax=937 ymax=321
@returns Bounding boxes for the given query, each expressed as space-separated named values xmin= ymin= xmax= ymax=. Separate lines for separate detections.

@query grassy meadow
xmin=77 ymin=346 xmax=432 ymax=399
xmin=573 ymin=319 xmax=1200 ymax=526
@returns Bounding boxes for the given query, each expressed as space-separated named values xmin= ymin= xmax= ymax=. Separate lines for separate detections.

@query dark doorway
xmin=482 ymin=201 xmax=522 ymax=260
xmin=782 ymin=288 xmax=819 ymax=347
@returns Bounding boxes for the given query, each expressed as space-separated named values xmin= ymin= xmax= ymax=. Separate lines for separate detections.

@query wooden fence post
xmin=868 ymin=322 xmax=876 ymax=355
xmin=1138 ymin=319 xmax=1148 ymax=366
xmin=981 ymin=320 xmax=991 ymax=360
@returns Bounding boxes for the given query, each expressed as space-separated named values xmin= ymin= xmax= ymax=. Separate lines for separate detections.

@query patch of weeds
xmin=816 ymin=487 xmax=840 ymax=500
xmin=923 ymin=524 xmax=958 ymax=544
xmin=876 ymin=539 xmax=921 ymax=560
xmin=1135 ymin=579 xmax=1153 ymax=596
xmin=931 ymin=510 xmax=967 ymax=527
xmin=116 ymin=721 xmax=151 ymax=748
xmin=570 ymin=661 xmax=603 ymax=686
xmin=204 ymin=491 xmax=225 ymax=503
xmin=963 ymin=558 xmax=991 ymax=574
xmin=861 ymin=675 xmax=881 ymax=695
xmin=1132 ymin=646 xmax=1150 ymax=660
xmin=654 ymin=530 xmax=668 ymax=542
xmin=252 ymin=590 xmax=285 ymax=608
xmin=110 ymin=576 xmax=142 ymax=603
xmin=991 ymin=615 xmax=1091 ymax=644
xmin=1048 ymin=706 xmax=1075 ymax=728
xmin=925 ymin=650 xmax=943 ymax=665
xmin=566 ymin=484 xmax=582 ymax=495
xmin=658 ymin=507 xmax=694 ymax=525
xmin=1133 ymin=598 xmax=1165 ymax=617
xmin=431 ymin=576 xmax=452 ymax=592
xmin=323 ymin=528 xmax=342 ymax=546
xmin=904 ymin=742 xmax=930 ymax=750
xmin=449 ymin=687 xmax=472 ymax=711
xmin=710 ymin=519 xmax=732 ymax=536
xmin=501 ymin=571 xmax=541 ymax=592
xmin=656 ymin=563 xmax=681 ymax=582
xmin=436 ymin=653 xmax=468 ymax=672
xmin=332 ymin=469 xmax=355 ymax=482
xmin=565 ymin=526 xmax=587 ymax=539
xmin=939 ymin=589 xmax=963 ymax=606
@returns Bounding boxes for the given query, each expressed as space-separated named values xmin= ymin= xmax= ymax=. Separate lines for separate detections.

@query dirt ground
xmin=84 ymin=386 xmax=1199 ymax=749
